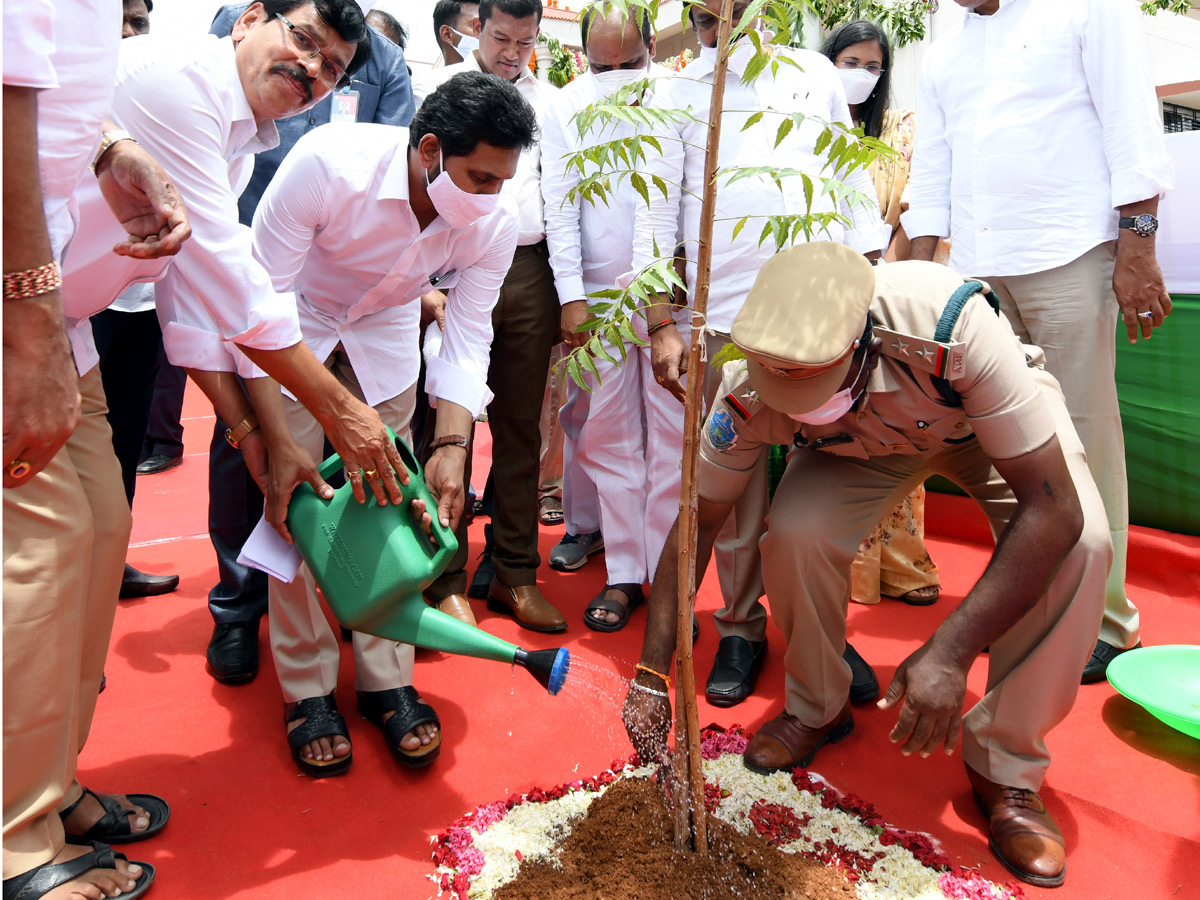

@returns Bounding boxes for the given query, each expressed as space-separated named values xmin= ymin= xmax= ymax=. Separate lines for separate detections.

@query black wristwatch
xmin=1118 ymin=213 xmax=1158 ymax=237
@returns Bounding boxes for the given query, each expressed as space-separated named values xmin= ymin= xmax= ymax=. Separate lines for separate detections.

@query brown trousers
xmin=425 ymin=241 xmax=561 ymax=598
xmin=3 ymin=369 xmax=131 ymax=878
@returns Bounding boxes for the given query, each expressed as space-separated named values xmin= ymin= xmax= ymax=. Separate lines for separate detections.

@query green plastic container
xmin=285 ymin=431 xmax=570 ymax=695
xmin=1107 ymin=644 xmax=1200 ymax=740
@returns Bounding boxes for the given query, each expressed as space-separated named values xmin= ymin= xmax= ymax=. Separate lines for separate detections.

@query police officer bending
xmin=622 ymin=242 xmax=1110 ymax=888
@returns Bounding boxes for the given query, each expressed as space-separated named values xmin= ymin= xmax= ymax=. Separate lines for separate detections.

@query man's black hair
xmin=478 ymin=0 xmax=542 ymax=27
xmin=432 ymin=0 xmax=476 ymax=46
xmin=579 ymin=3 xmax=653 ymax=49
xmin=366 ymin=8 xmax=407 ymax=48
xmin=259 ymin=0 xmax=372 ymax=79
xmin=409 ymin=71 xmax=538 ymax=157
xmin=820 ymin=19 xmax=892 ymax=140
xmin=124 ymin=0 xmax=154 ymax=12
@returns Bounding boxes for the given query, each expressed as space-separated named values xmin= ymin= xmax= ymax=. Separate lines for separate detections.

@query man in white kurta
xmin=542 ymin=8 xmax=683 ymax=630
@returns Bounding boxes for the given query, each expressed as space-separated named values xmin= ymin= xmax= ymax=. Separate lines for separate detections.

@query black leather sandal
xmin=60 ymin=788 xmax=170 ymax=845
xmin=285 ymin=693 xmax=353 ymax=777
xmin=584 ymin=584 xmax=645 ymax=633
xmin=2 ymin=841 xmax=154 ymax=900
xmin=357 ymin=687 xmax=442 ymax=768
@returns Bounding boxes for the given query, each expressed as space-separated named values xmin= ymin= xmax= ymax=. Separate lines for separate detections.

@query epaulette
xmin=875 ymin=325 xmax=965 ymax=380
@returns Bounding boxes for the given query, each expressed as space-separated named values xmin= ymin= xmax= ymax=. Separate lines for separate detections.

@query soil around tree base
xmin=493 ymin=776 xmax=854 ymax=900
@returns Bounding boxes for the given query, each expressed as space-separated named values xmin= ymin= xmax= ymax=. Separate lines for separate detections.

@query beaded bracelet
xmin=3 ymin=261 xmax=61 ymax=301
xmin=630 ymin=681 xmax=669 ymax=699
xmin=635 ymin=663 xmax=671 ymax=690
xmin=646 ymin=318 xmax=675 ymax=335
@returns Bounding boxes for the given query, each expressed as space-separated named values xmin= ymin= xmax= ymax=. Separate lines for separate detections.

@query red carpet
xmin=93 ymin=385 xmax=1200 ymax=899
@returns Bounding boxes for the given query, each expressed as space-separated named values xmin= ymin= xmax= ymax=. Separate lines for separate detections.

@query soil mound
xmin=494 ymin=776 xmax=852 ymax=900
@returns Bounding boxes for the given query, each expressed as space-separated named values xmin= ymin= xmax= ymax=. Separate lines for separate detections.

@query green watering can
xmin=285 ymin=429 xmax=569 ymax=695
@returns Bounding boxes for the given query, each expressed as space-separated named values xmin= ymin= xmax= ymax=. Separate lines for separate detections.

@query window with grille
xmin=1164 ymin=101 xmax=1200 ymax=133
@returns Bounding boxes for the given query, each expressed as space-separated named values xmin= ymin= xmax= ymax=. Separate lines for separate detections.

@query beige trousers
xmin=761 ymin=388 xmax=1109 ymax=789
xmin=703 ymin=333 xmax=769 ymax=642
xmin=3 ymin=369 xmax=131 ymax=878
xmin=268 ymin=347 xmax=418 ymax=703
xmin=977 ymin=241 xmax=1138 ymax=649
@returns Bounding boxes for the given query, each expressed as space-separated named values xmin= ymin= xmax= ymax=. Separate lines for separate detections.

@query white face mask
xmin=786 ymin=348 xmax=868 ymax=425
xmin=591 ymin=62 xmax=649 ymax=94
xmin=426 ymin=150 xmax=499 ymax=228
xmin=698 ymin=44 xmax=718 ymax=66
xmin=837 ymin=67 xmax=880 ymax=106
xmin=449 ymin=27 xmax=479 ymax=58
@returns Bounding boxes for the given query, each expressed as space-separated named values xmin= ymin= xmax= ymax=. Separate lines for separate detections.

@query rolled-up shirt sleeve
xmin=3 ymin=0 xmax=57 ymax=88
xmin=113 ymin=58 xmax=302 ymax=371
xmin=427 ymin=213 xmax=519 ymax=417
xmin=1081 ymin=0 xmax=1173 ymax=207
xmin=901 ymin=55 xmax=953 ymax=241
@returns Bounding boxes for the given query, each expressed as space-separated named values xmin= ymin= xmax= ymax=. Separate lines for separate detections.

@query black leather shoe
xmin=120 ymin=563 xmax=180 ymax=599
xmin=136 ymin=453 xmax=183 ymax=475
xmin=1081 ymin=638 xmax=1141 ymax=684
xmin=467 ymin=523 xmax=495 ymax=600
xmin=705 ymin=636 xmax=767 ymax=707
xmin=843 ymin=641 xmax=880 ymax=704
xmin=206 ymin=622 xmax=260 ymax=684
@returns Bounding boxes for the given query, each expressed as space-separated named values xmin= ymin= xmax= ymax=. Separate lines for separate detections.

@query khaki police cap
xmin=730 ymin=242 xmax=875 ymax=416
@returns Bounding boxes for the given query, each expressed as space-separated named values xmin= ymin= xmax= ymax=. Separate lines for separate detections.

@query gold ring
xmin=656 ymin=376 xmax=665 ymax=384
xmin=6 ymin=459 xmax=33 ymax=479
xmin=363 ymin=468 xmax=378 ymax=478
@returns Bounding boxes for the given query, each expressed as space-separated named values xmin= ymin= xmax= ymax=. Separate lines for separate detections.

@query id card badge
xmin=330 ymin=88 xmax=360 ymax=124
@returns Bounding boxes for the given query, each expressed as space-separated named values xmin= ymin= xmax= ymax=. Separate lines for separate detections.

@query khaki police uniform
xmin=698 ymin=261 xmax=1111 ymax=790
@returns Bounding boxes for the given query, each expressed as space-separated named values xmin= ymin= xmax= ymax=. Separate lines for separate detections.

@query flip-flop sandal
xmin=285 ymin=693 xmax=353 ymax=778
xmin=357 ymin=686 xmax=442 ymax=768
xmin=3 ymin=840 xmax=154 ymax=900
xmin=584 ymin=583 xmax=645 ymax=633
xmin=885 ymin=585 xmax=940 ymax=606
xmin=539 ymin=501 xmax=564 ymax=526
xmin=60 ymin=788 xmax=170 ymax=845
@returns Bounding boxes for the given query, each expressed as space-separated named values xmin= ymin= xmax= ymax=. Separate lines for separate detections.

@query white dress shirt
xmin=61 ymin=34 xmax=303 ymax=376
xmin=3 ymin=0 xmax=119 ymax=262
xmin=415 ymin=52 xmax=546 ymax=246
xmin=542 ymin=65 xmax=673 ymax=305
xmin=901 ymin=0 xmax=1174 ymax=276
xmin=629 ymin=42 xmax=887 ymax=333
xmin=252 ymin=122 xmax=520 ymax=415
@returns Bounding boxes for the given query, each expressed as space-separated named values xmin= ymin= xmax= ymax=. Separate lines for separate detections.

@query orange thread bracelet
xmin=635 ymin=663 xmax=671 ymax=690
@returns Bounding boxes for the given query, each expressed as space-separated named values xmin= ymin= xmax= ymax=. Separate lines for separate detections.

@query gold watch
xmin=90 ymin=129 xmax=138 ymax=175
xmin=224 ymin=414 xmax=259 ymax=449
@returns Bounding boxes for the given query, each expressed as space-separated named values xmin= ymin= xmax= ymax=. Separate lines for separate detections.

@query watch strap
xmin=224 ymin=414 xmax=259 ymax=449
xmin=429 ymin=433 xmax=470 ymax=451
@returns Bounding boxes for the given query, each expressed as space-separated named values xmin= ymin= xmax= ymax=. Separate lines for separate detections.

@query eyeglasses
xmin=277 ymin=13 xmax=348 ymax=87
xmin=836 ymin=59 xmax=885 ymax=77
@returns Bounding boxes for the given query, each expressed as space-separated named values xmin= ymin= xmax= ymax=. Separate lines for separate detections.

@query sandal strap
xmin=363 ymin=687 xmax=439 ymax=746
xmin=285 ymin=694 xmax=350 ymax=751
xmin=4 ymin=841 xmax=124 ymax=900
xmin=586 ymin=584 xmax=644 ymax=616
xmin=59 ymin=789 xmax=130 ymax=841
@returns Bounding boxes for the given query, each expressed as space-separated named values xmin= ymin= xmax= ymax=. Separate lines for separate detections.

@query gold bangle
xmin=3 ymin=262 xmax=62 ymax=301
xmin=635 ymin=663 xmax=671 ymax=691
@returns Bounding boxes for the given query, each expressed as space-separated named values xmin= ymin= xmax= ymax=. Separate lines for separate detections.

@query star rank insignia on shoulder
xmin=874 ymin=326 xmax=965 ymax=380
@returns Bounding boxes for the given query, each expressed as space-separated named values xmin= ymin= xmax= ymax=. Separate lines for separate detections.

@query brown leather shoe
xmin=966 ymin=765 xmax=1066 ymax=888
xmin=435 ymin=593 xmax=477 ymax=628
xmin=743 ymin=703 xmax=854 ymax=774
xmin=486 ymin=580 xmax=567 ymax=633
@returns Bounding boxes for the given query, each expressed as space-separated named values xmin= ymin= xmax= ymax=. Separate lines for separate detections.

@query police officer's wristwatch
xmin=1117 ymin=213 xmax=1158 ymax=237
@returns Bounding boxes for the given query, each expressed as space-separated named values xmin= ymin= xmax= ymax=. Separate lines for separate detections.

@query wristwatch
xmin=90 ymin=129 xmax=137 ymax=175
xmin=224 ymin=414 xmax=259 ymax=449
xmin=1117 ymin=213 xmax=1158 ymax=237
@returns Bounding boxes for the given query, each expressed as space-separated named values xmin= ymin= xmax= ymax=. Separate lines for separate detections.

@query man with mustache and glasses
xmin=201 ymin=0 xmax=413 ymax=687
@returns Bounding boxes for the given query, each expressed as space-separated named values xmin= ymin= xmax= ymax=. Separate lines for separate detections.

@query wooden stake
xmin=672 ymin=0 xmax=736 ymax=856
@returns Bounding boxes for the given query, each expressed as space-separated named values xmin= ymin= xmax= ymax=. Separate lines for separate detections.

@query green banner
xmin=1116 ymin=293 xmax=1200 ymax=536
